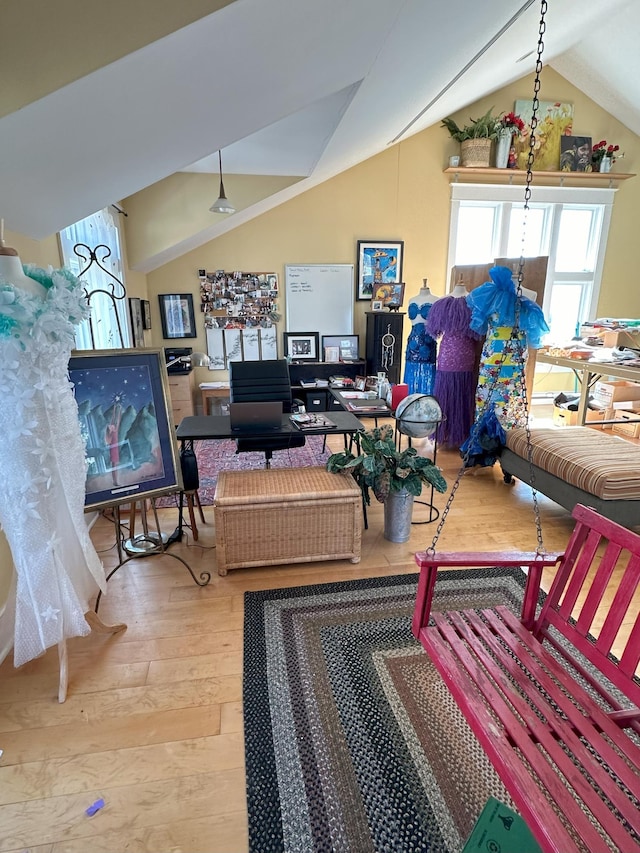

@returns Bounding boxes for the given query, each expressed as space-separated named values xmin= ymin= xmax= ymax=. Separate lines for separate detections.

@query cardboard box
xmin=592 ymin=380 xmax=640 ymax=407
xmin=611 ymin=409 xmax=640 ymax=439
xmin=602 ymin=329 xmax=640 ymax=349
xmin=552 ymin=406 xmax=606 ymax=428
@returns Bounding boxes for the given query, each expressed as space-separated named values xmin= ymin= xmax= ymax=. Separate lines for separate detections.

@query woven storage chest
xmin=213 ymin=467 xmax=362 ymax=575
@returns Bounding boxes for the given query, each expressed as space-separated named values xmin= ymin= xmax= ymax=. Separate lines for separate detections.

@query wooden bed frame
xmin=499 ymin=446 xmax=640 ymax=529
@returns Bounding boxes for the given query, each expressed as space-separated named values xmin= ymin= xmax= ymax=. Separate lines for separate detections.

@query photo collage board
xmin=198 ymin=269 xmax=280 ymax=330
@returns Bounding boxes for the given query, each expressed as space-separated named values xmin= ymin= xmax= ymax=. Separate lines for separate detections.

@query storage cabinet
xmin=167 ymin=372 xmax=195 ymax=424
xmin=365 ymin=312 xmax=405 ymax=385
xmin=289 ymin=360 xmax=367 ymax=409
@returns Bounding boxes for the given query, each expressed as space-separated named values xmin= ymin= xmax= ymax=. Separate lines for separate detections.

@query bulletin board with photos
xmin=198 ymin=269 xmax=280 ymax=330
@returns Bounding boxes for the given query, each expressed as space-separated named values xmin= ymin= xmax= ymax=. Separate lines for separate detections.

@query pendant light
xmin=209 ymin=149 xmax=235 ymax=214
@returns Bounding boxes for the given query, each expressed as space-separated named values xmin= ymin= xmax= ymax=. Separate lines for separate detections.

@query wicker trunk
xmin=213 ymin=467 xmax=362 ymax=575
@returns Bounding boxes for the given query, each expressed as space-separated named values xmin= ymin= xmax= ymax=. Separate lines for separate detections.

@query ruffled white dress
xmin=0 ymin=265 xmax=106 ymax=667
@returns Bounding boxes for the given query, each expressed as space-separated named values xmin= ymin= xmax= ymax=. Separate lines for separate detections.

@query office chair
xmin=229 ymin=359 xmax=305 ymax=468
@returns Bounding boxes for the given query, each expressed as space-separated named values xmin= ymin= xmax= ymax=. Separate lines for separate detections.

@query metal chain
xmin=428 ymin=0 xmax=548 ymax=555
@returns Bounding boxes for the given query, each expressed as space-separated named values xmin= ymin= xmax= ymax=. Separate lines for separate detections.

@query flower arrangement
xmin=592 ymin=140 xmax=620 ymax=166
xmin=499 ymin=112 xmax=525 ymax=135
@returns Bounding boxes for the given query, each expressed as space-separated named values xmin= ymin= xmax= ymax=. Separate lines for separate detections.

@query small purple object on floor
xmin=85 ymin=798 xmax=105 ymax=816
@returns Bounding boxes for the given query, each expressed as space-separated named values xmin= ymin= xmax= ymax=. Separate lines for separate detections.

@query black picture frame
xmin=141 ymin=299 xmax=152 ymax=330
xmin=356 ymin=240 xmax=404 ymax=301
xmin=321 ymin=334 xmax=359 ymax=361
xmin=128 ymin=297 xmax=145 ymax=347
xmin=560 ymin=135 xmax=592 ymax=172
xmin=68 ymin=349 xmax=183 ymax=510
xmin=159 ymin=293 xmax=197 ymax=339
xmin=283 ymin=331 xmax=320 ymax=361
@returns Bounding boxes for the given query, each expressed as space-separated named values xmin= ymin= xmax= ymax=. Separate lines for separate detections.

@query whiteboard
xmin=285 ymin=264 xmax=354 ymax=344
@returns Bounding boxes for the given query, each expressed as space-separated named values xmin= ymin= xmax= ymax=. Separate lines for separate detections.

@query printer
xmin=165 ymin=347 xmax=193 ymax=374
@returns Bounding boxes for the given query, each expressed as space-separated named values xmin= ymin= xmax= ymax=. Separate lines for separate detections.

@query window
xmin=59 ymin=207 xmax=131 ymax=349
xmin=447 ymin=183 xmax=615 ymax=342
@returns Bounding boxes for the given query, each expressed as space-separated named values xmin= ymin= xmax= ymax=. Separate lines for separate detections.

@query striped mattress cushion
xmin=505 ymin=427 xmax=640 ymax=501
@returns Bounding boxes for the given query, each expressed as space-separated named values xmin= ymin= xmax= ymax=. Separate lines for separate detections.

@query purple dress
xmin=426 ymin=295 xmax=482 ymax=447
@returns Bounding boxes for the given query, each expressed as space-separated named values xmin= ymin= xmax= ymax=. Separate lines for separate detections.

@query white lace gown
xmin=0 ymin=265 xmax=106 ymax=667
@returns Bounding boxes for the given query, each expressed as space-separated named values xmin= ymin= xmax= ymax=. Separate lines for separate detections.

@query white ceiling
xmin=1 ymin=0 xmax=639 ymax=270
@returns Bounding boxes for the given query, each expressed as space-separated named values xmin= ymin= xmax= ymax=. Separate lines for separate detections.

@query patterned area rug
xmin=243 ymin=568 xmax=537 ymax=853
xmin=157 ymin=436 xmax=331 ymax=507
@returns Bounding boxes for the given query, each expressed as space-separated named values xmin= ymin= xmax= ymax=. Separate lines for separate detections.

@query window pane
xmin=455 ymin=206 xmax=496 ymax=264
xmin=556 ymin=208 xmax=595 ymax=271
xmin=506 ymin=206 xmax=546 ymax=257
xmin=547 ymin=283 xmax=583 ymax=342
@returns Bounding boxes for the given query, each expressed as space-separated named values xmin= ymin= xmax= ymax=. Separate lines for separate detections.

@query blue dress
xmin=403 ymin=300 xmax=437 ymax=395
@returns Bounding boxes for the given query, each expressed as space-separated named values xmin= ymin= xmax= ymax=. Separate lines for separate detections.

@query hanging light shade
xmin=209 ymin=149 xmax=235 ymax=214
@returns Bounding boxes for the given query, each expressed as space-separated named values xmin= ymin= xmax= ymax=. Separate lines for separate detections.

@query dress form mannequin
xmin=403 ymin=278 xmax=439 ymax=395
xmin=460 ymin=265 xmax=549 ymax=467
xmin=0 ymin=228 xmax=126 ymax=701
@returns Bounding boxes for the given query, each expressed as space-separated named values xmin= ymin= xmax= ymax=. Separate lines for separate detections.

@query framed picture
xmin=67 ymin=349 xmax=182 ymax=511
xmin=513 ymin=99 xmax=573 ymax=170
xmin=322 ymin=334 xmax=359 ymax=361
xmin=371 ymin=299 xmax=383 ymax=311
xmin=283 ymin=331 xmax=319 ymax=361
xmin=560 ymin=136 xmax=592 ymax=172
xmin=128 ymin=297 xmax=145 ymax=347
xmin=159 ymin=293 xmax=197 ymax=339
xmin=141 ymin=299 xmax=152 ymax=330
xmin=373 ymin=281 xmax=405 ymax=309
xmin=354 ymin=376 xmax=366 ymax=391
xmin=356 ymin=240 xmax=404 ymax=301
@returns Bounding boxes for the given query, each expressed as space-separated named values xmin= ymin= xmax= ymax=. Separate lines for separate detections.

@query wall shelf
xmin=444 ymin=167 xmax=635 ymax=185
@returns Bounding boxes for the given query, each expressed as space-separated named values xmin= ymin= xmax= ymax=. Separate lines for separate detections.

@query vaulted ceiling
xmin=1 ymin=0 xmax=639 ymax=269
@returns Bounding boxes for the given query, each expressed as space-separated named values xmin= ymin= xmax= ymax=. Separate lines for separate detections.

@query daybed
xmin=500 ymin=426 xmax=640 ymax=528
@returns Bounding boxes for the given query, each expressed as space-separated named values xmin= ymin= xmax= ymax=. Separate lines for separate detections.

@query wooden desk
xmin=536 ymin=353 xmax=640 ymax=425
xmin=200 ymin=384 xmax=230 ymax=415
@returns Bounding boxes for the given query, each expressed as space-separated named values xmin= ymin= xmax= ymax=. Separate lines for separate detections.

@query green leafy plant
xmin=326 ymin=424 xmax=447 ymax=504
xmin=441 ymin=107 xmax=501 ymax=141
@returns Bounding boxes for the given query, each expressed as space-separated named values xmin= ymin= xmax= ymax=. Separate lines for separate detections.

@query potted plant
xmin=326 ymin=424 xmax=447 ymax=542
xmin=591 ymin=139 xmax=621 ymax=173
xmin=441 ymin=108 xmax=501 ymax=167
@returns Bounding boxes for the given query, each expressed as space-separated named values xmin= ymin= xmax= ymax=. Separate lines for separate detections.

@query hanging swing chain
xmin=426 ymin=0 xmax=548 ymax=556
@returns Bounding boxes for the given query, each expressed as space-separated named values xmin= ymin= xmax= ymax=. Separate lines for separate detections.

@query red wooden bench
xmin=412 ymin=504 xmax=640 ymax=853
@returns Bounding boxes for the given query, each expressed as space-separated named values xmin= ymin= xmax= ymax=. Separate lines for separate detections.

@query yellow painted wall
xmin=140 ymin=68 xmax=639 ymax=394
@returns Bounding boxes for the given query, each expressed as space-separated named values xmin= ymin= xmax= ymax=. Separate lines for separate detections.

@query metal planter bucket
xmin=383 ymin=488 xmax=415 ymax=542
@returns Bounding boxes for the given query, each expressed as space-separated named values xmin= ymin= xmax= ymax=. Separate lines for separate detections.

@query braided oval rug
xmin=243 ymin=567 xmax=538 ymax=853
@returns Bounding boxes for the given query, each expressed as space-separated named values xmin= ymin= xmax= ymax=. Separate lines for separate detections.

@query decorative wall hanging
xmin=205 ymin=325 xmax=278 ymax=368
xmin=158 ymin=293 xmax=196 ymax=339
xmin=198 ymin=269 xmax=280 ymax=329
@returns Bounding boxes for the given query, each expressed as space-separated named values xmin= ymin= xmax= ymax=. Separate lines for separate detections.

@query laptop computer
xmin=229 ymin=401 xmax=283 ymax=433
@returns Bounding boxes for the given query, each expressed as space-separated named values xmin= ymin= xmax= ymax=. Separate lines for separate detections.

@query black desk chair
xmin=229 ymin=359 xmax=305 ymax=468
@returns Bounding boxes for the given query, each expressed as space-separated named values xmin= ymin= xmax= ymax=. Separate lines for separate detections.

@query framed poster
xmin=356 ymin=240 xmax=403 ymax=301
xmin=158 ymin=293 xmax=197 ymax=339
xmin=68 ymin=349 xmax=182 ymax=510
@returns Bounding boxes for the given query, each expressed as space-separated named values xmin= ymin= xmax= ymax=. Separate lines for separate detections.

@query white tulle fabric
xmin=0 ymin=266 xmax=106 ymax=667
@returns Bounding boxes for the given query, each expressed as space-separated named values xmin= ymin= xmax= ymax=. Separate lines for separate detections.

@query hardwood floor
xmin=0 ymin=433 xmax=621 ymax=852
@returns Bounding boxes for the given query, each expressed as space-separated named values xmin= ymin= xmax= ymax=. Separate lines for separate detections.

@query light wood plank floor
xmin=0 ymin=431 xmax=627 ymax=852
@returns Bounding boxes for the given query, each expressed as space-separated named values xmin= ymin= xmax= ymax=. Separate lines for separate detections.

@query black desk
xmin=176 ymin=411 xmax=365 ymax=446
xmin=329 ymin=388 xmax=391 ymax=428
xmin=175 ymin=411 xmax=367 ymax=537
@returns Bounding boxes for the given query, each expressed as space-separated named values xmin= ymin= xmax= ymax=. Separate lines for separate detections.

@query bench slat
xmin=420 ymin=624 xmax=583 ymax=853
xmin=447 ymin=608 xmax=640 ymax=847
xmin=620 ymin=612 xmax=640 ymax=679
xmin=574 ymin=540 xmax=620 ymax=635
xmin=484 ymin=608 xmax=640 ymax=822
xmin=558 ymin=527 xmax=602 ymax=621
xmin=598 ymin=552 xmax=640 ymax=657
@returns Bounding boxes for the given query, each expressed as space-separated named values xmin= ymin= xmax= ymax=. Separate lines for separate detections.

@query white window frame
xmin=446 ymin=182 xmax=615 ymax=333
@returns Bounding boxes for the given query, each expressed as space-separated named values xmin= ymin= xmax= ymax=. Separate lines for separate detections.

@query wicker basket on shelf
xmin=460 ymin=138 xmax=492 ymax=167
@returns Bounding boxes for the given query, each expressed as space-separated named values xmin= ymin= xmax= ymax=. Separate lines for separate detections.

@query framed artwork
xmin=128 ymin=297 xmax=145 ymax=347
xmin=141 ymin=299 xmax=152 ymax=330
xmin=356 ymin=240 xmax=404 ymax=301
xmin=322 ymin=334 xmax=359 ymax=361
xmin=68 ymin=349 xmax=182 ymax=511
xmin=373 ymin=281 xmax=405 ymax=309
xmin=513 ymin=100 xmax=573 ymax=171
xmin=283 ymin=331 xmax=320 ymax=361
xmin=158 ymin=293 xmax=197 ymax=339
xmin=371 ymin=299 xmax=383 ymax=311
xmin=560 ymin=136 xmax=592 ymax=172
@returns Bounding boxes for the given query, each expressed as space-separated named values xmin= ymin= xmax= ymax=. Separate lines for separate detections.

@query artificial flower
xmin=499 ymin=112 xmax=525 ymax=134
xmin=592 ymin=140 xmax=621 ymax=164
